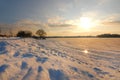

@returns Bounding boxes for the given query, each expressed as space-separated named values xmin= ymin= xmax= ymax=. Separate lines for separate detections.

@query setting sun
xmin=80 ymin=17 xmax=93 ymax=29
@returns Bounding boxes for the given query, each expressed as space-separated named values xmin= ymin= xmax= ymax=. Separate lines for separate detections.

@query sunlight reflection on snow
xmin=83 ymin=49 xmax=88 ymax=54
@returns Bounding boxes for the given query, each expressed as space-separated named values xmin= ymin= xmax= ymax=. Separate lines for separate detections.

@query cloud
xmin=0 ymin=18 xmax=77 ymax=36
xmin=102 ymin=21 xmax=120 ymax=25
xmin=58 ymin=2 xmax=74 ymax=12
xmin=81 ymin=11 xmax=99 ymax=18
xmin=15 ymin=19 xmax=48 ymax=28
xmin=98 ymin=0 xmax=109 ymax=5
xmin=100 ymin=14 xmax=120 ymax=26
xmin=47 ymin=16 xmax=77 ymax=27
xmin=0 ymin=19 xmax=49 ymax=35
xmin=102 ymin=14 xmax=120 ymax=22
xmin=15 ymin=20 xmax=49 ymax=32
xmin=47 ymin=16 xmax=64 ymax=24
xmin=48 ymin=24 xmax=73 ymax=27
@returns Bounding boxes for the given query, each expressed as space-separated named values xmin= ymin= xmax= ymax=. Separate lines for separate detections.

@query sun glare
xmin=83 ymin=49 xmax=88 ymax=54
xmin=80 ymin=17 xmax=92 ymax=29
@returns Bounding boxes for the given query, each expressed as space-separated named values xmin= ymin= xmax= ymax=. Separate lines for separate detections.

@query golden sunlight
xmin=80 ymin=17 xmax=93 ymax=29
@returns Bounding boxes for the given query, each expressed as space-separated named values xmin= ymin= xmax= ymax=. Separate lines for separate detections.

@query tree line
xmin=97 ymin=34 xmax=120 ymax=38
xmin=0 ymin=28 xmax=120 ymax=38
xmin=0 ymin=29 xmax=47 ymax=39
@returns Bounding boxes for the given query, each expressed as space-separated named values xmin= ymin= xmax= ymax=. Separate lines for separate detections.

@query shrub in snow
xmin=16 ymin=30 xmax=32 ymax=38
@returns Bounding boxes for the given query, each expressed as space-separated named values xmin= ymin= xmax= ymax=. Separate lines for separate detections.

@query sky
xmin=0 ymin=0 xmax=120 ymax=36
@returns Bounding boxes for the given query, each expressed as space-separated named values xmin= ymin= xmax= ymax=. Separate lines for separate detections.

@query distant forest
xmin=96 ymin=34 xmax=120 ymax=38
xmin=47 ymin=34 xmax=120 ymax=38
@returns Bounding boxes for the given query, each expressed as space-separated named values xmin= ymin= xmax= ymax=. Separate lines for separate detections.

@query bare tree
xmin=36 ymin=29 xmax=47 ymax=39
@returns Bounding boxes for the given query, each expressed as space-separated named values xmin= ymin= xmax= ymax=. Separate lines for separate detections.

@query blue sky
xmin=0 ymin=0 xmax=120 ymax=36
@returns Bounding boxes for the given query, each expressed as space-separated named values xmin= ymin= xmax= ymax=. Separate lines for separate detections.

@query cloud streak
xmin=47 ymin=16 xmax=77 ymax=27
xmin=102 ymin=21 xmax=120 ymax=25
xmin=48 ymin=24 xmax=74 ymax=27
xmin=0 ymin=19 xmax=49 ymax=35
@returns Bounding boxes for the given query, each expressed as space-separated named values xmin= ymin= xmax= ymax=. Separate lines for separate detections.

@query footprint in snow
xmin=0 ymin=64 xmax=9 ymax=73
xmin=13 ymin=51 xmax=20 ymax=57
xmin=22 ymin=53 xmax=34 ymax=58
xmin=36 ymin=66 xmax=43 ymax=80
xmin=0 ymin=41 xmax=8 ymax=55
xmin=48 ymin=69 xmax=69 ymax=80
xmin=93 ymin=67 xmax=109 ymax=78
xmin=21 ymin=61 xmax=28 ymax=70
xmin=22 ymin=67 xmax=33 ymax=80
xmin=70 ymin=66 xmax=79 ymax=73
xmin=36 ymin=57 xmax=48 ymax=64
xmin=81 ymin=70 xmax=95 ymax=79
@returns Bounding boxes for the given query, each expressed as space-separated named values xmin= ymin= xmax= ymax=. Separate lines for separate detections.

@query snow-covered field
xmin=0 ymin=38 xmax=120 ymax=80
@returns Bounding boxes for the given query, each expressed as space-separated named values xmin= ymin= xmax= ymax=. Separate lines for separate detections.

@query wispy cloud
xmin=0 ymin=19 xmax=49 ymax=35
xmin=98 ymin=0 xmax=109 ymax=5
xmin=102 ymin=14 xmax=120 ymax=22
xmin=102 ymin=21 xmax=120 ymax=25
xmin=100 ymin=14 xmax=120 ymax=26
xmin=58 ymin=2 xmax=74 ymax=12
xmin=0 ymin=18 xmax=77 ymax=36
xmin=48 ymin=24 xmax=73 ymax=27
xmin=47 ymin=16 xmax=64 ymax=24
xmin=47 ymin=16 xmax=76 ymax=27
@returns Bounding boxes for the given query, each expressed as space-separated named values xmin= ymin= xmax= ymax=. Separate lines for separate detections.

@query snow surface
xmin=0 ymin=37 xmax=120 ymax=80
